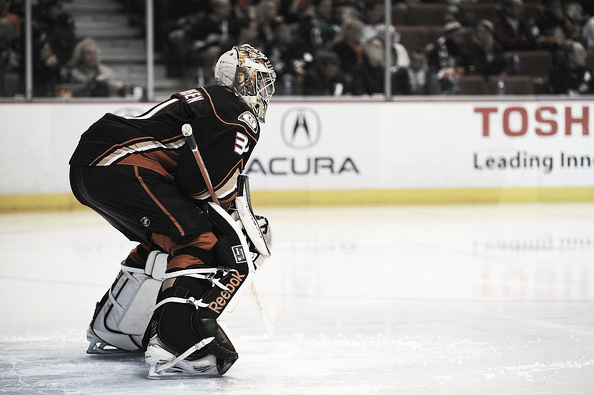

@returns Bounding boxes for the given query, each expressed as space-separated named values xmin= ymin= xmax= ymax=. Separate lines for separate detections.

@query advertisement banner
xmin=247 ymin=102 xmax=381 ymax=190
xmin=0 ymin=98 xmax=591 ymax=196
xmin=251 ymin=99 xmax=593 ymax=191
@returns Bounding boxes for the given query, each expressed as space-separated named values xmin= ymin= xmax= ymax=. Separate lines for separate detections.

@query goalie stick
xmin=181 ymin=123 xmax=220 ymax=206
xmin=181 ymin=123 xmax=275 ymax=335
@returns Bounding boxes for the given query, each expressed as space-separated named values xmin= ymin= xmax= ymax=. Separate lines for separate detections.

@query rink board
xmin=0 ymin=98 xmax=592 ymax=210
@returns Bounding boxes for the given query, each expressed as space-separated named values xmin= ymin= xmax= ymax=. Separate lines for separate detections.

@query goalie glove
xmin=231 ymin=175 xmax=272 ymax=269
xmin=229 ymin=208 xmax=272 ymax=269
xmin=251 ymin=215 xmax=272 ymax=269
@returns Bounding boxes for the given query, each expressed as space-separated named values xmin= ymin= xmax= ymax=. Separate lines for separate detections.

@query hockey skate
xmin=145 ymin=333 xmax=218 ymax=378
xmin=145 ymin=324 xmax=237 ymax=379
xmin=144 ymin=269 xmax=240 ymax=379
xmin=86 ymin=326 xmax=141 ymax=355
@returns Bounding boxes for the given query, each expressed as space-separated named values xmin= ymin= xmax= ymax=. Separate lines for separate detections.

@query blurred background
xmin=1 ymin=0 xmax=594 ymax=100
xmin=0 ymin=0 xmax=593 ymax=210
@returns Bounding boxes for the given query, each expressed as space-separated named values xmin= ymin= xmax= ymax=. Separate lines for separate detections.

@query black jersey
xmin=70 ymin=85 xmax=261 ymax=205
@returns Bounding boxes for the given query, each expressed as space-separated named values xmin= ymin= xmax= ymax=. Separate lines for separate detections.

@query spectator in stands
xmin=361 ymin=0 xmax=384 ymax=42
xmin=168 ymin=0 xmax=236 ymax=84
xmin=298 ymin=0 xmax=338 ymax=52
xmin=376 ymin=24 xmax=410 ymax=72
xmin=157 ymin=0 xmax=207 ymax=76
xmin=275 ymin=0 xmax=302 ymax=25
xmin=47 ymin=12 xmax=78 ymax=68
xmin=491 ymin=0 xmax=538 ymax=51
xmin=350 ymin=35 xmax=388 ymax=95
xmin=564 ymin=3 xmax=587 ymax=40
xmin=0 ymin=16 xmax=19 ymax=96
xmin=231 ymin=0 xmax=250 ymax=19
xmin=393 ymin=47 xmax=440 ymax=95
xmin=255 ymin=0 xmax=279 ymax=49
xmin=547 ymin=40 xmax=594 ymax=94
xmin=29 ymin=12 xmax=76 ymax=98
xmin=194 ymin=0 xmax=235 ymax=80
xmin=65 ymin=38 xmax=126 ymax=97
xmin=302 ymin=49 xmax=348 ymax=95
xmin=0 ymin=0 xmax=20 ymax=40
xmin=34 ymin=0 xmax=64 ymax=37
xmin=331 ymin=16 xmax=364 ymax=85
xmin=265 ymin=15 xmax=312 ymax=95
xmin=466 ymin=19 xmax=507 ymax=78
xmin=426 ymin=20 xmax=468 ymax=94
xmin=334 ymin=2 xmax=361 ymax=27
xmin=0 ymin=0 xmax=20 ymax=81
xmin=360 ymin=0 xmax=410 ymax=72
xmin=222 ymin=15 xmax=260 ymax=52
xmin=33 ymin=33 xmax=61 ymax=96
xmin=533 ymin=0 xmax=578 ymax=50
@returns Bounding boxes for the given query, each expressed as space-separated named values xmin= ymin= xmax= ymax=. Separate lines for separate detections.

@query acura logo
xmin=281 ymin=108 xmax=321 ymax=149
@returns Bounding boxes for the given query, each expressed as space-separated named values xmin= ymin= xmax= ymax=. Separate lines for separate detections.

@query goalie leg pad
xmin=87 ymin=251 xmax=168 ymax=354
xmin=144 ymin=204 xmax=253 ymax=376
xmin=145 ymin=275 xmax=238 ymax=377
xmin=202 ymin=202 xmax=255 ymax=318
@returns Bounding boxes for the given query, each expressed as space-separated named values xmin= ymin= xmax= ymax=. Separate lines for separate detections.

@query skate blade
xmin=86 ymin=329 xmax=138 ymax=355
xmin=147 ymin=355 xmax=219 ymax=379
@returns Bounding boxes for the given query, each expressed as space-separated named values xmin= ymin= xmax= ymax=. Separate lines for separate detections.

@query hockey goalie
xmin=68 ymin=44 xmax=275 ymax=378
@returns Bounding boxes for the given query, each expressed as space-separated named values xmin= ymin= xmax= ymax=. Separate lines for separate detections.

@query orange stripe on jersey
xmin=118 ymin=150 xmax=180 ymax=180
xmin=201 ymin=88 xmax=258 ymax=142
xmin=134 ymin=166 xmax=185 ymax=237
xmin=151 ymin=231 xmax=219 ymax=271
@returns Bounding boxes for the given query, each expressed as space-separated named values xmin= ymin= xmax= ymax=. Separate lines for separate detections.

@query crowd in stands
xmin=156 ymin=0 xmax=594 ymax=96
xmin=1 ymin=0 xmax=594 ymax=97
xmin=1 ymin=0 xmax=125 ymax=97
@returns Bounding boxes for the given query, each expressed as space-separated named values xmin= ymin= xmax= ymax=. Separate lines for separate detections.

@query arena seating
xmin=390 ymin=0 xmax=570 ymax=95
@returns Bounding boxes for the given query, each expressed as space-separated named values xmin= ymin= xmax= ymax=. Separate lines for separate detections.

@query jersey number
xmin=234 ymin=133 xmax=249 ymax=155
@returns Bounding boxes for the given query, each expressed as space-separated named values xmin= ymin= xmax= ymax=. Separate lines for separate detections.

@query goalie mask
xmin=215 ymin=44 xmax=276 ymax=123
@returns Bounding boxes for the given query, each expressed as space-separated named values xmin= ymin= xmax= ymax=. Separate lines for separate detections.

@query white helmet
xmin=215 ymin=44 xmax=276 ymax=123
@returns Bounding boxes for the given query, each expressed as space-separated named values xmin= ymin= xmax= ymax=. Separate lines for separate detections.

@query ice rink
xmin=1 ymin=203 xmax=593 ymax=394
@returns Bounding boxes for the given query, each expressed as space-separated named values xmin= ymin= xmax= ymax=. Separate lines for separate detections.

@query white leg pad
xmin=87 ymin=252 xmax=169 ymax=353
xmin=144 ymin=250 xmax=168 ymax=280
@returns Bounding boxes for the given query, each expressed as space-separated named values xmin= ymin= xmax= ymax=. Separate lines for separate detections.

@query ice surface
xmin=1 ymin=204 xmax=593 ymax=394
